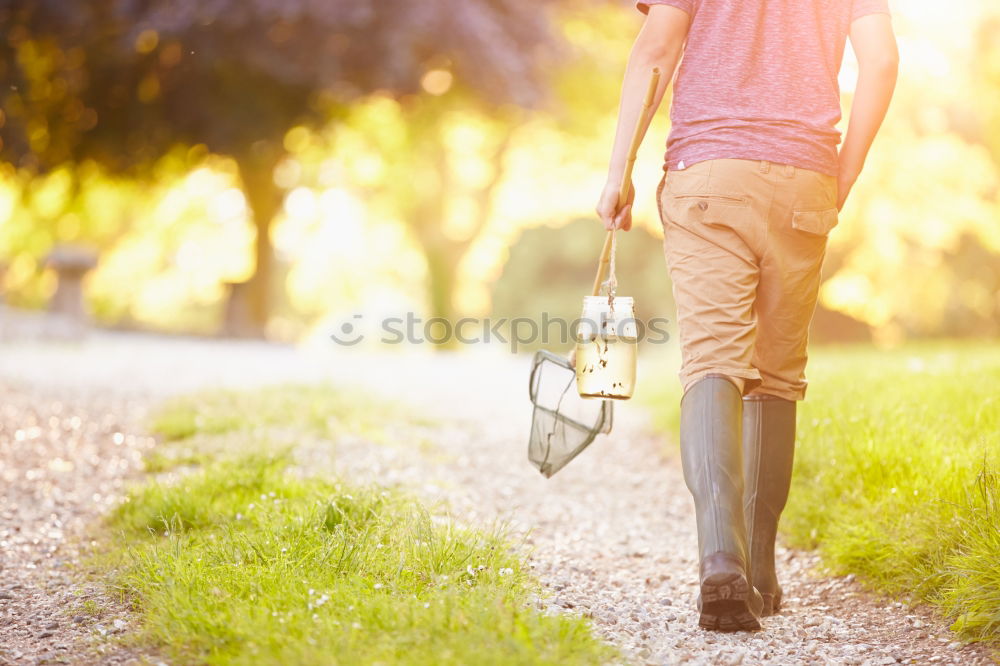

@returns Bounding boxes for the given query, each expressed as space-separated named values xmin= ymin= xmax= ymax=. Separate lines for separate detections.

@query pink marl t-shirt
xmin=637 ymin=0 xmax=891 ymax=176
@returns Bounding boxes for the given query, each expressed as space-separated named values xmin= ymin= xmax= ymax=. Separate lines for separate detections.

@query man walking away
xmin=596 ymin=0 xmax=898 ymax=631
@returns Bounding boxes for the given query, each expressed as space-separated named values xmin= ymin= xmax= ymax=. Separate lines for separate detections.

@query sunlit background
xmin=1 ymin=0 xmax=998 ymax=348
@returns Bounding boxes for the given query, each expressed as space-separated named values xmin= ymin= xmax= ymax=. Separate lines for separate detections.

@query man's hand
xmin=596 ymin=180 xmax=635 ymax=231
xmin=836 ymin=166 xmax=858 ymax=211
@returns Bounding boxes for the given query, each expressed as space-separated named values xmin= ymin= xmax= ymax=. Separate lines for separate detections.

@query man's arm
xmin=596 ymin=5 xmax=690 ymax=231
xmin=838 ymin=13 xmax=899 ymax=211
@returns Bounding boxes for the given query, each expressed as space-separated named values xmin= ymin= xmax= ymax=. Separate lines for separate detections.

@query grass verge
xmin=104 ymin=387 xmax=614 ymax=665
xmin=645 ymin=342 xmax=1000 ymax=644
xmin=142 ymin=385 xmax=430 ymax=472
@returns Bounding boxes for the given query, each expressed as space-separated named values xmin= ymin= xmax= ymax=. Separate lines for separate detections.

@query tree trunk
xmin=406 ymin=124 xmax=512 ymax=349
xmin=424 ymin=243 xmax=461 ymax=348
xmin=238 ymin=158 xmax=283 ymax=337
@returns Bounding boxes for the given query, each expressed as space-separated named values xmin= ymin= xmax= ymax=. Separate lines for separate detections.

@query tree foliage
xmin=1 ymin=0 xmax=560 ymax=169
xmin=0 ymin=0 xmax=564 ymax=330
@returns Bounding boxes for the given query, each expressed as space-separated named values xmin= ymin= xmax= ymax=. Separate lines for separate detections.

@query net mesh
xmin=527 ymin=350 xmax=613 ymax=478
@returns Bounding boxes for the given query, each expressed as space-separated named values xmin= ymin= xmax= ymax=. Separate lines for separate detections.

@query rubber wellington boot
xmin=680 ymin=375 xmax=763 ymax=631
xmin=742 ymin=395 xmax=796 ymax=616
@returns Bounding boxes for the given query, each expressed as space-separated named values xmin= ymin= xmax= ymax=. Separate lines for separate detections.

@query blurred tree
xmin=0 ymin=0 xmax=563 ymax=333
xmin=338 ymin=4 xmax=640 ymax=333
xmin=975 ymin=15 xmax=1000 ymax=163
xmin=809 ymin=5 xmax=1000 ymax=342
xmin=336 ymin=95 xmax=520 ymax=333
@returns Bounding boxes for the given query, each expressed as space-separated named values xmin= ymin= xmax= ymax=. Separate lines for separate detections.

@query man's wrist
xmin=837 ymin=159 xmax=862 ymax=183
xmin=605 ymin=166 xmax=626 ymax=186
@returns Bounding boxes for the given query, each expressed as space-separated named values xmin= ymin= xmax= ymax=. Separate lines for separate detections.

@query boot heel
xmin=699 ymin=573 xmax=761 ymax=631
xmin=760 ymin=588 xmax=782 ymax=616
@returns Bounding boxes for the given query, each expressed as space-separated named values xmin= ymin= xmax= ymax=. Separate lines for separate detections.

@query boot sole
xmin=699 ymin=572 xmax=762 ymax=631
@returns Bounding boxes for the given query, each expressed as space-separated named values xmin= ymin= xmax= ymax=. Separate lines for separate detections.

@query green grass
xmin=105 ymin=388 xmax=613 ymax=665
xmin=644 ymin=341 xmax=1000 ymax=644
xmin=151 ymin=384 xmax=423 ymax=442
xmin=143 ymin=385 xmax=434 ymax=472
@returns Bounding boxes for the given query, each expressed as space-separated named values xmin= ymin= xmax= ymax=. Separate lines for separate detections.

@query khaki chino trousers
xmin=657 ymin=158 xmax=839 ymax=401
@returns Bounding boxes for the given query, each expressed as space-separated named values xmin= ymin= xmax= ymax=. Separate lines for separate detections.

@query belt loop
xmin=758 ymin=160 xmax=770 ymax=174
xmin=782 ymin=163 xmax=795 ymax=178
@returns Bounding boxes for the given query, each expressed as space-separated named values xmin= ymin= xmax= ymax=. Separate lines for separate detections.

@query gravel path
xmin=349 ymin=412 xmax=994 ymax=665
xmin=0 ymin=328 xmax=994 ymax=664
xmin=0 ymin=383 xmax=155 ymax=665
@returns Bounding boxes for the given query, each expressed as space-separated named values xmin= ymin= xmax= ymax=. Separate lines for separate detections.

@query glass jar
xmin=575 ymin=295 xmax=637 ymax=400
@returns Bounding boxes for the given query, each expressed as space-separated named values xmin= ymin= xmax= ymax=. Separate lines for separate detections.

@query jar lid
xmin=577 ymin=295 xmax=637 ymax=339
xmin=582 ymin=295 xmax=633 ymax=306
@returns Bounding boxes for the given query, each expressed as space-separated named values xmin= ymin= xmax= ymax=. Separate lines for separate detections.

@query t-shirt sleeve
xmin=636 ymin=0 xmax=693 ymax=17
xmin=851 ymin=0 xmax=891 ymax=21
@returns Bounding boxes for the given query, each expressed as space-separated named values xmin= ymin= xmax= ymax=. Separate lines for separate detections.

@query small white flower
xmin=374 ymin=583 xmax=383 ymax=590
xmin=423 ymin=602 xmax=430 ymax=609
xmin=235 ymin=513 xmax=243 ymax=520
xmin=248 ymin=503 xmax=255 ymax=510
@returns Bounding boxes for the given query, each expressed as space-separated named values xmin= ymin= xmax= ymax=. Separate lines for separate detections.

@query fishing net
xmin=527 ymin=350 xmax=613 ymax=478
